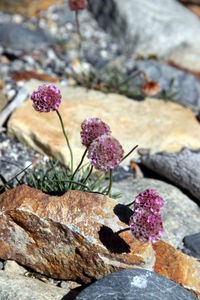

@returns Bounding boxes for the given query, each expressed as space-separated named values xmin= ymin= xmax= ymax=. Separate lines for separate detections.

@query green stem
xmin=75 ymin=10 xmax=82 ymax=59
xmin=121 ymin=145 xmax=138 ymax=163
xmin=82 ymin=165 xmax=93 ymax=184
xmin=106 ymin=169 xmax=113 ymax=196
xmin=56 ymin=110 xmax=73 ymax=173
xmin=69 ymin=148 xmax=88 ymax=189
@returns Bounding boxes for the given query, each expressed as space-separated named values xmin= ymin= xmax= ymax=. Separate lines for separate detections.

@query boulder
xmin=77 ymin=268 xmax=198 ymax=300
xmin=88 ymin=0 xmax=200 ymax=58
xmin=0 ymin=185 xmax=200 ymax=298
xmin=140 ymin=148 xmax=200 ymax=201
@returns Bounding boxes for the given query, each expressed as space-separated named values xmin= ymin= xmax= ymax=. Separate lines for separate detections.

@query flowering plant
xmin=30 ymin=83 xmax=165 ymax=242
xmin=30 ymin=84 xmax=137 ymax=197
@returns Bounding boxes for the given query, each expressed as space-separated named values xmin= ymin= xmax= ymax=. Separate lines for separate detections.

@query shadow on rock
xmin=113 ymin=204 xmax=133 ymax=225
xmin=98 ymin=225 xmax=130 ymax=254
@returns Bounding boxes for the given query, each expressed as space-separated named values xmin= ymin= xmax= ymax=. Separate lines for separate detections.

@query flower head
xmin=68 ymin=0 xmax=87 ymax=11
xmin=134 ymin=189 xmax=165 ymax=215
xmin=30 ymin=84 xmax=61 ymax=112
xmin=141 ymin=81 xmax=160 ymax=96
xmin=88 ymin=134 xmax=124 ymax=173
xmin=81 ymin=118 xmax=111 ymax=148
xmin=129 ymin=208 xmax=164 ymax=242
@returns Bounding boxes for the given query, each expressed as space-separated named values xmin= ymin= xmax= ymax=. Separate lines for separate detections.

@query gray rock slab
xmin=0 ymin=271 xmax=69 ymax=300
xmin=183 ymin=232 xmax=200 ymax=259
xmin=0 ymin=23 xmax=54 ymax=52
xmin=77 ymin=268 xmax=198 ymax=300
xmin=88 ymin=0 xmax=200 ymax=58
xmin=112 ymin=178 xmax=200 ymax=249
xmin=135 ymin=60 xmax=200 ymax=111
xmin=140 ymin=148 xmax=200 ymax=201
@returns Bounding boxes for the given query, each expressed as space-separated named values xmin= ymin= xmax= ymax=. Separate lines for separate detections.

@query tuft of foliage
xmin=71 ymin=67 xmax=144 ymax=100
xmin=25 ymin=160 xmax=121 ymax=199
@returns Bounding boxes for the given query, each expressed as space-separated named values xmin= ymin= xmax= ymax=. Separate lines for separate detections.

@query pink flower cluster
xmin=68 ymin=0 xmax=87 ymax=11
xmin=88 ymin=134 xmax=124 ymax=173
xmin=80 ymin=118 xmax=124 ymax=172
xmin=130 ymin=189 xmax=165 ymax=242
xmin=30 ymin=84 xmax=61 ymax=112
xmin=81 ymin=118 xmax=111 ymax=148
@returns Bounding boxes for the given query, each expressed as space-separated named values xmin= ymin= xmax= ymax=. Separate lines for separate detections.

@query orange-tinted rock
xmin=0 ymin=185 xmax=154 ymax=283
xmin=0 ymin=0 xmax=62 ymax=18
xmin=0 ymin=185 xmax=200 ymax=298
xmin=153 ymin=241 xmax=200 ymax=299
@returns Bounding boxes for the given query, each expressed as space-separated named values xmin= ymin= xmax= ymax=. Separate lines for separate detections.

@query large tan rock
xmin=7 ymin=81 xmax=200 ymax=168
xmin=0 ymin=0 xmax=61 ymax=17
xmin=0 ymin=185 xmax=200 ymax=298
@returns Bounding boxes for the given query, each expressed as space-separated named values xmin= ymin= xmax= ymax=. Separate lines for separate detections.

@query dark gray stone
xmin=112 ymin=178 xmax=200 ymax=249
xmin=140 ymin=148 xmax=200 ymax=201
xmin=77 ymin=268 xmax=198 ymax=300
xmin=183 ymin=232 xmax=200 ymax=259
xmin=88 ymin=0 xmax=200 ymax=58
xmin=0 ymin=23 xmax=54 ymax=52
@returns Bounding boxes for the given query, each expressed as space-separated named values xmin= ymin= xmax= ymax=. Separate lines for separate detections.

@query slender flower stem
xmin=75 ymin=10 xmax=82 ymax=58
xmin=69 ymin=148 xmax=88 ymax=189
xmin=121 ymin=145 xmax=138 ymax=163
xmin=56 ymin=110 xmax=73 ymax=173
xmin=82 ymin=165 xmax=93 ymax=184
xmin=125 ymin=200 xmax=135 ymax=207
xmin=116 ymin=227 xmax=130 ymax=235
xmin=106 ymin=169 xmax=113 ymax=196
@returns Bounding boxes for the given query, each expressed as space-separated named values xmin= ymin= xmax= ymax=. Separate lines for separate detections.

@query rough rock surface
xmin=112 ymin=178 xmax=200 ymax=249
xmin=88 ymin=0 xmax=200 ymax=58
xmin=140 ymin=148 xmax=200 ymax=201
xmin=77 ymin=268 xmax=198 ymax=300
xmin=0 ymin=185 xmax=200 ymax=298
xmin=0 ymin=185 xmax=155 ymax=283
xmin=0 ymin=271 xmax=69 ymax=300
xmin=0 ymin=23 xmax=54 ymax=52
xmin=7 ymin=82 xmax=200 ymax=168
xmin=0 ymin=0 xmax=62 ymax=18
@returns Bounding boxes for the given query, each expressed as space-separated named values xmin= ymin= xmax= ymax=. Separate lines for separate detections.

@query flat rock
xmin=183 ymin=233 xmax=200 ymax=259
xmin=112 ymin=178 xmax=200 ymax=249
xmin=0 ymin=23 xmax=54 ymax=52
xmin=0 ymin=0 xmax=61 ymax=18
xmin=77 ymin=268 xmax=198 ymax=300
xmin=140 ymin=148 xmax=200 ymax=201
xmin=88 ymin=0 xmax=200 ymax=58
xmin=0 ymin=271 xmax=69 ymax=300
xmin=0 ymin=185 xmax=200 ymax=298
xmin=4 ymin=260 xmax=26 ymax=275
xmin=7 ymin=81 xmax=200 ymax=168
